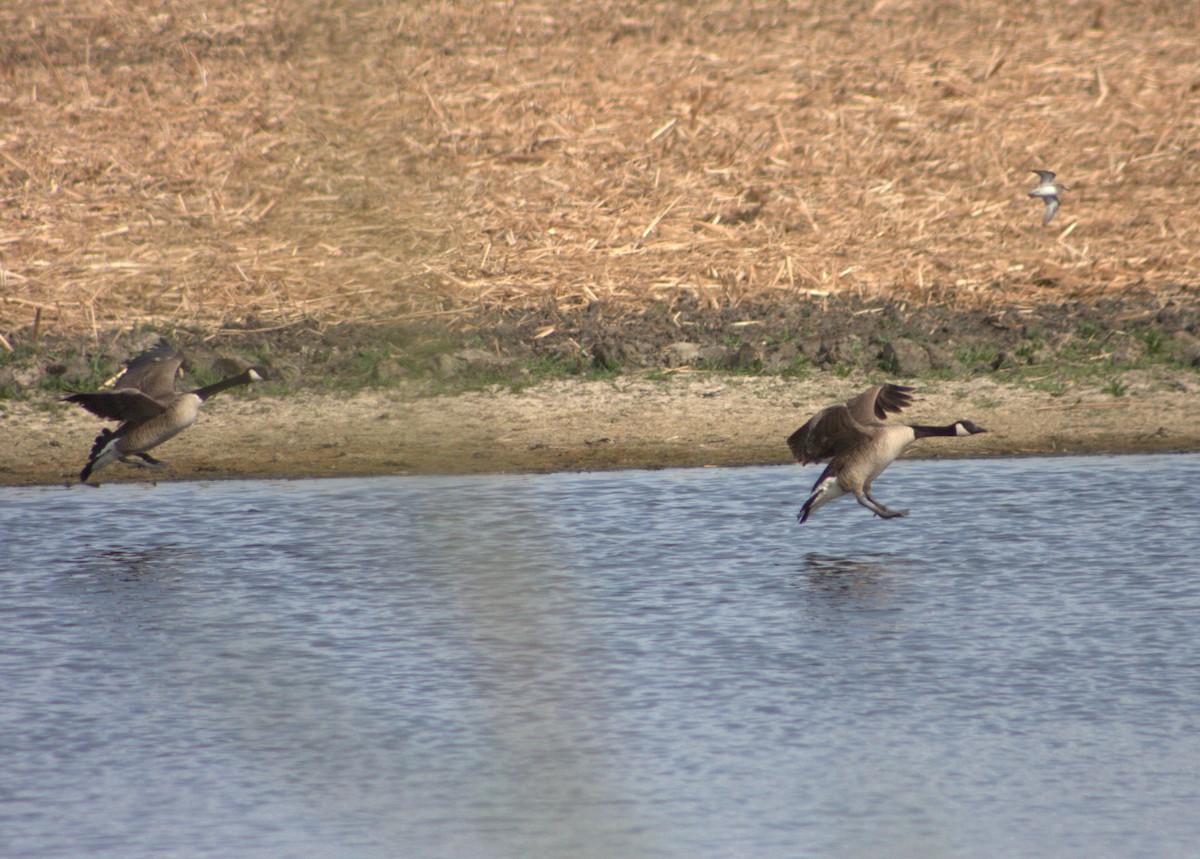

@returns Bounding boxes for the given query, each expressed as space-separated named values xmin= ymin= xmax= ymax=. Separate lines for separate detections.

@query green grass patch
xmin=955 ymin=345 xmax=996 ymax=366
xmin=1100 ymin=377 xmax=1128 ymax=397
xmin=1139 ymin=327 xmax=1167 ymax=356
xmin=778 ymin=355 xmax=811 ymax=379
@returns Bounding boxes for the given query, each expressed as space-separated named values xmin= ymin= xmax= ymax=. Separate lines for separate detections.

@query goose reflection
xmin=794 ymin=552 xmax=901 ymax=613
xmin=76 ymin=545 xmax=197 ymax=584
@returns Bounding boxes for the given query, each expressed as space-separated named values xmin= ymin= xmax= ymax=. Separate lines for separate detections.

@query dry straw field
xmin=2 ymin=0 xmax=1199 ymax=341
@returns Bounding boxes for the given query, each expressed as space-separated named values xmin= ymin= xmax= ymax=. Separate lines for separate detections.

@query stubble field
xmin=4 ymin=0 xmax=1200 ymax=332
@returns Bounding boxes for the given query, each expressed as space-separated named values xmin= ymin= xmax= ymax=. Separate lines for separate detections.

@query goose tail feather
xmin=80 ymin=430 xmax=119 ymax=482
xmin=798 ymin=472 xmax=844 ymax=524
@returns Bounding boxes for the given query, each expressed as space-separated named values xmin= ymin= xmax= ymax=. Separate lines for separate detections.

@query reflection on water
xmin=82 ymin=545 xmax=199 ymax=581
xmin=2 ymin=455 xmax=1200 ymax=858
xmin=792 ymin=553 xmax=905 ymax=620
xmin=798 ymin=551 xmax=894 ymax=590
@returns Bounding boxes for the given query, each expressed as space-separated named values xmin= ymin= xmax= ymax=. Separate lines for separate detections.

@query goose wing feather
xmin=63 ymin=389 xmax=168 ymax=423
xmin=788 ymin=383 xmax=914 ymax=464
xmin=845 ymin=383 xmax=914 ymax=422
xmin=787 ymin=404 xmax=874 ymax=464
xmin=112 ymin=345 xmax=184 ymax=401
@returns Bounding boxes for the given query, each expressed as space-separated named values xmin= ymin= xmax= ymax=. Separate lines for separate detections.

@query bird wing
xmin=1042 ymin=196 xmax=1060 ymax=225
xmin=64 ymin=389 xmax=168 ymax=423
xmin=787 ymin=404 xmax=874 ymax=464
xmin=1032 ymin=170 xmax=1055 ymax=183
xmin=112 ymin=345 xmax=184 ymax=400
xmin=845 ymin=383 xmax=915 ymax=422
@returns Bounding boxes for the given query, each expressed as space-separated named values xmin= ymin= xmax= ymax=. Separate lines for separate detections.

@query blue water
xmin=2 ymin=454 xmax=1199 ymax=858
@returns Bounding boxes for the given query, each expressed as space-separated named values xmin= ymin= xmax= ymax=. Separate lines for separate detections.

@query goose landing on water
xmin=787 ymin=383 xmax=986 ymax=524
xmin=65 ymin=345 xmax=267 ymax=483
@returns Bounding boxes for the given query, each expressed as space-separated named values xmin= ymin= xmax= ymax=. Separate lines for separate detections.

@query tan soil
xmin=6 ymin=372 xmax=1199 ymax=488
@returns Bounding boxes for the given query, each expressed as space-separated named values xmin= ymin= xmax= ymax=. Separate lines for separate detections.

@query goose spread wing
xmin=787 ymin=404 xmax=873 ymax=464
xmin=63 ymin=389 xmax=168 ymax=424
xmin=845 ymin=383 xmax=914 ymax=423
xmin=113 ymin=345 xmax=184 ymax=401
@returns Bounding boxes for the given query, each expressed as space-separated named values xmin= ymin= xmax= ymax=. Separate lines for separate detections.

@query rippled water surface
xmin=3 ymin=454 xmax=1200 ymax=858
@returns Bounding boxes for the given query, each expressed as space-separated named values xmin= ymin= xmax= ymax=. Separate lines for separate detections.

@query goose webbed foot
xmin=122 ymin=453 xmax=169 ymax=469
xmin=857 ymin=491 xmax=909 ymax=520
xmin=867 ymin=488 xmax=907 ymax=518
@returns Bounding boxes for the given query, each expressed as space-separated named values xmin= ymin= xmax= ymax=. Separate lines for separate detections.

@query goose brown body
xmin=788 ymin=383 xmax=986 ymax=523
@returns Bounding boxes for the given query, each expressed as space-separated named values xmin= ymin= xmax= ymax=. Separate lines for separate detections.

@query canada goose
xmin=787 ymin=383 xmax=986 ymax=523
xmin=1028 ymin=169 xmax=1068 ymax=225
xmin=65 ymin=345 xmax=267 ymax=483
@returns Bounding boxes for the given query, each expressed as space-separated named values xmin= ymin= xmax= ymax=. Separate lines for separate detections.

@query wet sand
xmin=5 ymin=372 xmax=1199 ymax=488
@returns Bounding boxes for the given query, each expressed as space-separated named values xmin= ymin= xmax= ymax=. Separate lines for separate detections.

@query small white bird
xmin=1028 ymin=170 xmax=1068 ymax=225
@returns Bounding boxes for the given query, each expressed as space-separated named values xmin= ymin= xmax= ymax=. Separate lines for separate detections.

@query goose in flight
xmin=788 ymin=383 xmax=986 ymax=523
xmin=65 ymin=345 xmax=267 ymax=483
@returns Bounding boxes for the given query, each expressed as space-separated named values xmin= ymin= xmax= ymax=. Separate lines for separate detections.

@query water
xmin=2 ymin=454 xmax=1199 ymax=858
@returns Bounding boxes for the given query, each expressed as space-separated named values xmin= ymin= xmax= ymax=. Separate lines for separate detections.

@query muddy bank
xmin=5 ymin=371 xmax=1200 ymax=488
xmin=3 ymin=292 xmax=1199 ymax=487
xmin=3 ymin=292 xmax=1200 ymax=396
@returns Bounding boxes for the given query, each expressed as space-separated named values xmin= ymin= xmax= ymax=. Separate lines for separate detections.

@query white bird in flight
xmin=1028 ymin=170 xmax=1068 ymax=225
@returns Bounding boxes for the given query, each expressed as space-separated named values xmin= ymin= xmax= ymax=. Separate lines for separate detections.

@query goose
xmin=1028 ymin=169 xmax=1068 ymax=225
xmin=65 ymin=345 xmax=267 ymax=483
xmin=787 ymin=383 xmax=986 ymax=523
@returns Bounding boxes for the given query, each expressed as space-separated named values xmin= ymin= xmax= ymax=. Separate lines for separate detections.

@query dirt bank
xmin=6 ymin=370 xmax=1199 ymax=488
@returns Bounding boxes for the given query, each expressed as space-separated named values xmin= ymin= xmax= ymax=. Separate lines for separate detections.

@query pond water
xmin=2 ymin=454 xmax=1199 ymax=858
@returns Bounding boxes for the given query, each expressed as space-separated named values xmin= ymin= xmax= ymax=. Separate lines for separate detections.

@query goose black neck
xmin=192 ymin=372 xmax=251 ymax=402
xmin=910 ymin=423 xmax=959 ymax=439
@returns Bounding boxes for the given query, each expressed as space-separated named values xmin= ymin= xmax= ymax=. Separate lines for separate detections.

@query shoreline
xmin=4 ymin=373 xmax=1199 ymax=488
